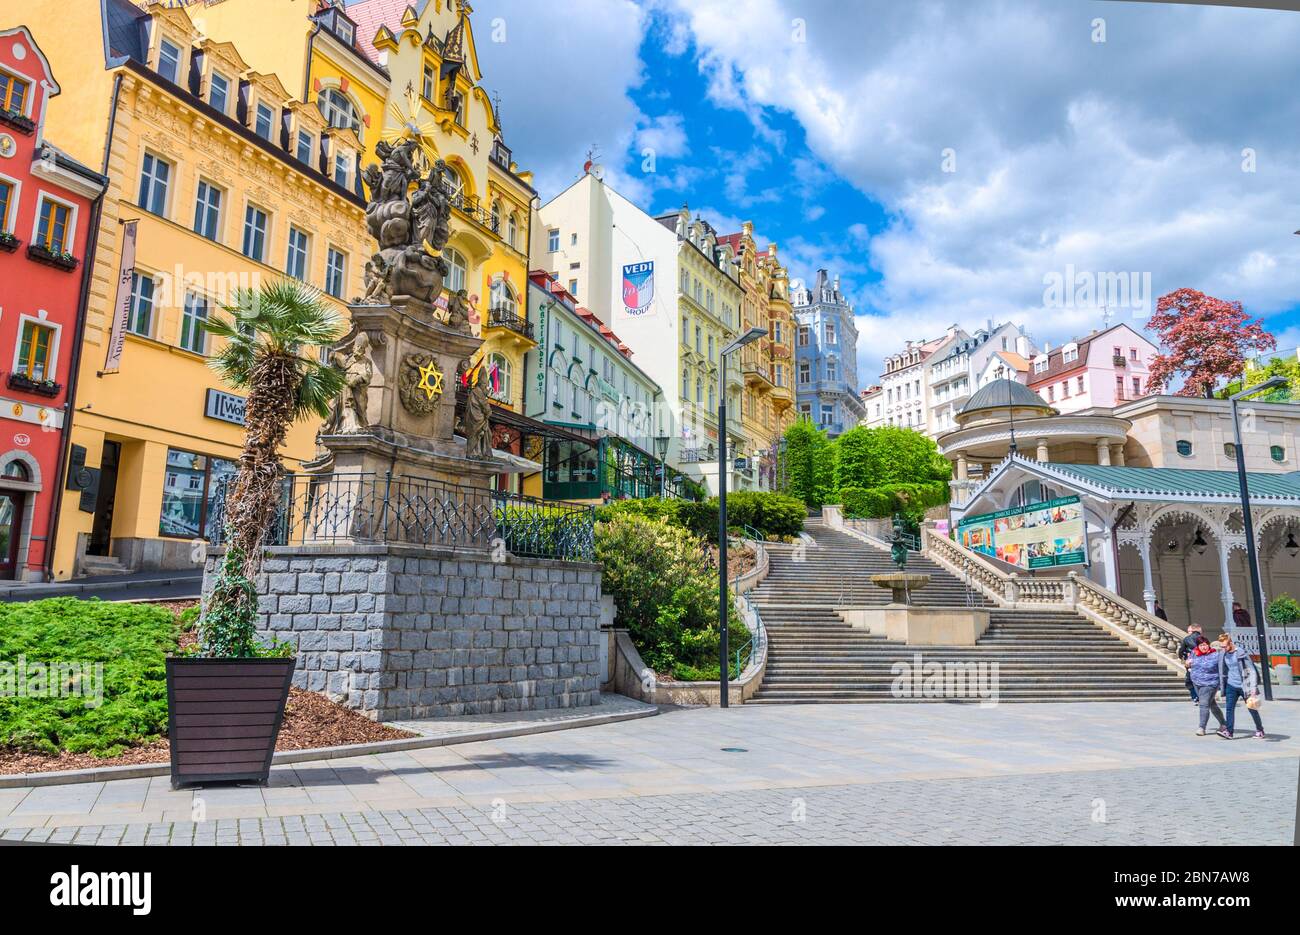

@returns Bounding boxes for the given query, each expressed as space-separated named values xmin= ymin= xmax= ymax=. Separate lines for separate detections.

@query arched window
xmin=2 ymin=460 xmax=29 ymax=481
xmin=439 ymin=164 xmax=465 ymax=205
xmin=489 ymin=279 xmax=516 ymax=318
xmin=316 ymin=88 xmax=362 ymax=140
xmin=442 ymin=247 xmax=467 ymax=292
xmin=488 ymin=352 xmax=512 ymax=404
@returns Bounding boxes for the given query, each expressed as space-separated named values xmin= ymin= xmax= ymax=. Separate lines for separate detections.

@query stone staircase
xmin=747 ymin=520 xmax=1185 ymax=703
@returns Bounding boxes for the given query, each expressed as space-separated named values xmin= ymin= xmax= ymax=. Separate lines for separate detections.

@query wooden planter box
xmin=0 ymin=235 xmax=19 ymax=253
xmin=165 ymin=656 xmax=296 ymax=788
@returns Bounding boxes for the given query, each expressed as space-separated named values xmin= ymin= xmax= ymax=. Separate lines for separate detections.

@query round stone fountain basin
xmin=870 ymin=572 xmax=931 ymax=605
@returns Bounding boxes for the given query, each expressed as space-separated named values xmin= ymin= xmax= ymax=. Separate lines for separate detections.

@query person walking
xmin=1186 ymin=636 xmax=1228 ymax=737
xmin=1232 ymin=601 xmax=1251 ymax=629
xmin=1216 ymin=632 xmax=1266 ymax=739
xmin=1153 ymin=600 xmax=1168 ymax=621
xmin=1177 ymin=623 xmax=1203 ymax=703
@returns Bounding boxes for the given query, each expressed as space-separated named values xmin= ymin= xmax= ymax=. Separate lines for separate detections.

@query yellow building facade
xmin=28 ymin=2 xmax=371 ymax=578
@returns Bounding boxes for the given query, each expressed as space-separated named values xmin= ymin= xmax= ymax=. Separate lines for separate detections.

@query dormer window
xmin=1033 ymin=356 xmax=1048 ymax=374
xmin=422 ymin=62 xmax=436 ymax=101
xmin=255 ymin=102 xmax=276 ymax=141
xmin=334 ymin=149 xmax=353 ymax=189
xmin=158 ymin=39 xmax=182 ymax=84
xmin=1062 ymin=343 xmax=1078 ymax=363
xmin=209 ymin=71 xmax=230 ymax=115
xmin=0 ymin=68 xmax=30 ymax=117
xmin=296 ymin=128 xmax=315 ymax=165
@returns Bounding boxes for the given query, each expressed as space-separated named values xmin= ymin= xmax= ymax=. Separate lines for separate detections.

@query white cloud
xmin=473 ymin=0 xmax=649 ymax=200
xmin=656 ymin=0 xmax=1300 ymax=382
xmin=634 ymin=112 xmax=690 ymax=159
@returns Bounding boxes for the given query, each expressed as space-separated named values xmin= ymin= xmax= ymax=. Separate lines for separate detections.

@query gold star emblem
xmin=417 ymin=360 xmax=444 ymax=401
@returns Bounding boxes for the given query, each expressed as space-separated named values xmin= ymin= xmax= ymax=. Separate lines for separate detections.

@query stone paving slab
xmin=0 ymin=700 xmax=1296 ymax=843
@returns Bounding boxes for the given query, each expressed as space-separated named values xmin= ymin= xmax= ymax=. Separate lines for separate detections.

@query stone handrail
xmin=921 ymin=527 xmax=1185 ymax=669
xmin=1069 ymin=572 xmax=1186 ymax=660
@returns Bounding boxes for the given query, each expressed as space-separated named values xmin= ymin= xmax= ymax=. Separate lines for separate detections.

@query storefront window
xmin=159 ymin=448 xmax=236 ymax=538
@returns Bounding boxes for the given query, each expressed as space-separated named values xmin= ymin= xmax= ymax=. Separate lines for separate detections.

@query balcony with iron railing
xmin=485 ymin=307 xmax=536 ymax=343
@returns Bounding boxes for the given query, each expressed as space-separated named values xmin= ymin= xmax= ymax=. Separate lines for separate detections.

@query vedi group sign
xmin=957 ymin=495 xmax=1087 ymax=570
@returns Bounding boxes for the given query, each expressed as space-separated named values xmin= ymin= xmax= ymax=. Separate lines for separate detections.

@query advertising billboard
xmin=956 ymin=496 xmax=1087 ymax=569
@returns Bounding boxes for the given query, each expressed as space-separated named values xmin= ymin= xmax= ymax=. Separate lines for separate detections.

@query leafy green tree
xmin=200 ymin=279 xmax=345 ymax=656
xmin=1222 ymin=355 xmax=1299 ymax=401
xmin=834 ymin=425 xmax=950 ymax=490
xmin=781 ymin=419 xmax=835 ymax=508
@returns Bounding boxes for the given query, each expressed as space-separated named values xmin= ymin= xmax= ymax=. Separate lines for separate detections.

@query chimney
xmin=1016 ymin=334 xmax=1030 ymax=357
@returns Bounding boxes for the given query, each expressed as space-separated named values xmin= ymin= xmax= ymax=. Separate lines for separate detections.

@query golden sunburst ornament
xmin=382 ymin=82 xmax=440 ymax=171
xmin=416 ymin=359 xmax=444 ymax=401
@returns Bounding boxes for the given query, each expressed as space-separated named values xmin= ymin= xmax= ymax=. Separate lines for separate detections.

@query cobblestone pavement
xmin=2 ymin=702 xmax=1297 ymax=845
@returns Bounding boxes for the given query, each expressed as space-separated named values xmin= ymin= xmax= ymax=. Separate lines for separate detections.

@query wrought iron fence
xmin=207 ymin=471 xmax=595 ymax=562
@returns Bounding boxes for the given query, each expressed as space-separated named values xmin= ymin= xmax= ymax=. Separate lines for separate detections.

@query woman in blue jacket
xmin=1215 ymin=632 xmax=1266 ymax=739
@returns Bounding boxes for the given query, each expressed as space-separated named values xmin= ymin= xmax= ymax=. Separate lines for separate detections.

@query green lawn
xmin=0 ymin=598 xmax=180 ymax=756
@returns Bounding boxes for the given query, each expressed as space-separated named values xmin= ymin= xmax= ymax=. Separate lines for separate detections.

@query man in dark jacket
xmin=1154 ymin=600 xmax=1168 ymax=621
xmin=1177 ymin=623 xmax=1203 ymax=703
xmin=1232 ymin=602 xmax=1251 ymax=628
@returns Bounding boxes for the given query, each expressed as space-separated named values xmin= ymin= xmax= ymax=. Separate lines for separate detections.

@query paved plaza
xmin=2 ymin=701 xmax=1297 ymax=845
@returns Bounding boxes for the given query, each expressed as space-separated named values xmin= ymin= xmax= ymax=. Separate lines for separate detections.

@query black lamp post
xmin=718 ymin=326 xmax=766 ymax=708
xmin=654 ymin=434 xmax=669 ymax=498
xmin=1230 ymin=374 xmax=1287 ymax=701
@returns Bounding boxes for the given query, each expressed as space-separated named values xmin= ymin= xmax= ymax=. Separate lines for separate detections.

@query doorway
xmin=0 ymin=491 xmax=23 ymax=580
xmin=88 ymin=440 xmax=121 ymax=557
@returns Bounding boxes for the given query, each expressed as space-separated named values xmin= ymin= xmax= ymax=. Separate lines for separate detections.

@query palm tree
xmin=204 ymin=278 xmax=344 ymax=587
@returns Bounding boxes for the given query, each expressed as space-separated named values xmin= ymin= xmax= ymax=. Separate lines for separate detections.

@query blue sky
xmin=467 ymin=0 xmax=1300 ymax=385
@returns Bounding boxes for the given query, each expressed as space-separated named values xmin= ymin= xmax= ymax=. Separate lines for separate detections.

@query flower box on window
xmin=0 ymin=231 xmax=18 ymax=253
xmin=7 ymin=371 xmax=61 ymax=397
xmin=27 ymin=243 xmax=79 ymax=271
xmin=0 ymin=108 xmax=35 ymax=135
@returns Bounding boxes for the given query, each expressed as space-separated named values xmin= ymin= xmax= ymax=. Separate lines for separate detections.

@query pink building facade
xmin=1026 ymin=324 xmax=1156 ymax=413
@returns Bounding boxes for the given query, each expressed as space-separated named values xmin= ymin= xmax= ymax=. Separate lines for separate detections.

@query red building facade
xmin=0 ymin=27 xmax=105 ymax=580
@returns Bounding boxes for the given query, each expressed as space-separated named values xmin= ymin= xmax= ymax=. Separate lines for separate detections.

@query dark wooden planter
xmin=26 ymin=243 xmax=79 ymax=271
xmin=6 ymin=372 xmax=60 ymax=397
xmin=0 ymin=109 xmax=34 ymax=135
xmin=0 ymin=235 xmax=19 ymax=253
xmin=165 ymin=656 xmax=296 ymax=788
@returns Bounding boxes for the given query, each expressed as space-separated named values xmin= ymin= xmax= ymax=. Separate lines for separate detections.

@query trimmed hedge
xmin=595 ymin=492 xmax=805 ymax=542
xmin=840 ymin=481 xmax=949 ymax=519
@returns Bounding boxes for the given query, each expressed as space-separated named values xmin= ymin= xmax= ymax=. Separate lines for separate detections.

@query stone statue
xmin=461 ymin=365 xmax=492 ymax=461
xmin=445 ymin=288 xmax=471 ymax=334
xmin=329 ymin=332 xmax=373 ymax=436
xmin=358 ymin=139 xmax=452 ymax=305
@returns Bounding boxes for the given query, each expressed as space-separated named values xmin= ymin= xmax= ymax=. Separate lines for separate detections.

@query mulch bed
xmin=0 ymin=689 xmax=416 ymax=776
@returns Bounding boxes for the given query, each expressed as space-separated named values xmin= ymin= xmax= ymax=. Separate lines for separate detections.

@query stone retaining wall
xmin=203 ymin=543 xmax=604 ymax=722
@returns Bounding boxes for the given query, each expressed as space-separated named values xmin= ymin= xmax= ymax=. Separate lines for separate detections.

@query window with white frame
xmin=442 ymin=247 xmax=467 ymax=292
xmin=242 ymin=204 xmax=269 ymax=262
xmin=1062 ymin=343 xmax=1078 ymax=363
xmin=797 ymin=326 xmax=809 ymax=347
xmin=325 ymin=247 xmax=347 ymax=299
xmin=138 ymin=153 xmax=171 ymax=216
xmin=334 ymin=150 xmax=353 ymax=189
xmin=128 ymin=272 xmax=158 ymax=337
xmin=286 ymin=226 xmax=309 ymax=280
xmin=180 ymin=293 xmax=209 ymax=354
xmin=157 ymin=39 xmax=182 ymax=84
xmin=489 ymin=279 xmax=516 ymax=318
xmin=316 ymin=88 xmax=361 ymax=140
xmin=35 ymin=195 xmax=73 ymax=254
xmin=209 ymin=71 xmax=230 ymax=115
xmin=193 ymin=180 xmax=222 ymax=241
xmin=254 ymin=102 xmax=275 ymax=141
xmin=16 ymin=318 xmax=57 ymax=381
xmin=296 ymin=129 xmax=315 ymax=166
xmin=547 ymin=229 xmax=559 ymax=252
xmin=488 ymin=353 xmax=512 ymax=403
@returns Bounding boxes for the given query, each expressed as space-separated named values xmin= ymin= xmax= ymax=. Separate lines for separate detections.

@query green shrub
xmin=1267 ymin=594 xmax=1300 ymax=626
xmin=593 ymin=497 xmax=683 ymax=527
xmin=0 ymin=598 xmax=178 ymax=756
xmin=840 ymin=481 xmax=948 ymax=518
xmin=594 ymin=514 xmax=737 ymax=677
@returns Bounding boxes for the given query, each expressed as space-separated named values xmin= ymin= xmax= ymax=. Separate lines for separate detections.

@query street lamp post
xmin=654 ymin=434 xmax=670 ymax=498
xmin=718 ymin=327 xmax=766 ymax=708
xmin=1230 ymin=374 xmax=1287 ymax=701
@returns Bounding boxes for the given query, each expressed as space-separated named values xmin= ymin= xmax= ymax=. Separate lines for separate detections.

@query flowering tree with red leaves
xmin=1145 ymin=289 xmax=1276 ymax=398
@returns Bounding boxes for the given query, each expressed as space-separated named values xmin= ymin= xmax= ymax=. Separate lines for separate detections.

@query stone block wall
xmin=202 ymin=543 xmax=604 ymax=721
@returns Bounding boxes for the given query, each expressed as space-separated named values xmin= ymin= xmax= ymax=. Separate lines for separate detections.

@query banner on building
xmin=956 ymin=495 xmax=1087 ymax=569
xmin=102 ymin=219 xmax=138 ymax=374
xmin=622 ymin=261 xmax=654 ymax=315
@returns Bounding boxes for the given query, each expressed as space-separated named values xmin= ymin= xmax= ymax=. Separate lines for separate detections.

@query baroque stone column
xmin=1096 ymin=439 xmax=1112 ymax=466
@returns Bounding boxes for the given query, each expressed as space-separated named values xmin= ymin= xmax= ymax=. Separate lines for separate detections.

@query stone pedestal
xmin=838 ymin=605 xmax=990 ymax=645
xmin=310 ymin=296 xmax=504 ymax=487
xmin=207 ymin=543 xmax=605 ymax=721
